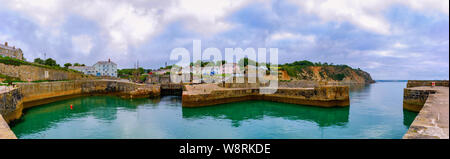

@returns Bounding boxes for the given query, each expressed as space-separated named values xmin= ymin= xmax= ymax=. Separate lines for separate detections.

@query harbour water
xmin=11 ymin=82 xmax=417 ymax=139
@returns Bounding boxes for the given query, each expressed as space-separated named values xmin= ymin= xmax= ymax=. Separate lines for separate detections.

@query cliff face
xmin=283 ymin=66 xmax=375 ymax=84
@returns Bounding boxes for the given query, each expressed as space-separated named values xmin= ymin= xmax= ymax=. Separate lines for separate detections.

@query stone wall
xmin=182 ymin=84 xmax=349 ymax=107
xmin=0 ymin=87 xmax=23 ymax=121
xmin=0 ymin=87 xmax=21 ymax=139
xmin=407 ymin=80 xmax=449 ymax=88
xmin=403 ymin=86 xmax=449 ymax=139
xmin=0 ymin=115 xmax=16 ymax=139
xmin=278 ymin=80 xmax=322 ymax=88
xmin=1 ymin=80 xmax=160 ymax=124
xmin=0 ymin=63 xmax=86 ymax=81
xmin=403 ymin=88 xmax=436 ymax=112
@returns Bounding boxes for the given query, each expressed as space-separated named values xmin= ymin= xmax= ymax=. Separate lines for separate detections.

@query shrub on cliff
xmin=279 ymin=60 xmax=374 ymax=83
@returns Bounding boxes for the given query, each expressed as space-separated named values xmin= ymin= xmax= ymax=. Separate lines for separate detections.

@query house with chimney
xmin=0 ymin=42 xmax=24 ymax=60
xmin=69 ymin=59 xmax=117 ymax=77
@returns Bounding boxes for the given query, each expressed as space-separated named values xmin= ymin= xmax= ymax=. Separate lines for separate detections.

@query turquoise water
xmin=11 ymin=82 xmax=417 ymax=139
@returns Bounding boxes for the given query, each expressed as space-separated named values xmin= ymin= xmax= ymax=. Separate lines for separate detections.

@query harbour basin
xmin=10 ymin=82 xmax=417 ymax=139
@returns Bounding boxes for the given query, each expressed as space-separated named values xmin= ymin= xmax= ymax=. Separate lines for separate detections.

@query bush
xmin=330 ymin=73 xmax=345 ymax=81
xmin=0 ymin=56 xmax=28 ymax=66
xmin=0 ymin=73 xmax=23 ymax=84
xmin=0 ymin=56 xmax=80 ymax=73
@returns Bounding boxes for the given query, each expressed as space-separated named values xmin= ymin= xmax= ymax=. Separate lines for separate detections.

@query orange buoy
xmin=70 ymin=104 xmax=73 ymax=110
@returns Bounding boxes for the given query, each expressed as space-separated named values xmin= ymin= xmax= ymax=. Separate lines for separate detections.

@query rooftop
xmin=95 ymin=61 xmax=117 ymax=65
xmin=0 ymin=43 xmax=20 ymax=51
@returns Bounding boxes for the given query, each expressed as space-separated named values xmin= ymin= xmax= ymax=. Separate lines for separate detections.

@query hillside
xmin=280 ymin=61 xmax=375 ymax=84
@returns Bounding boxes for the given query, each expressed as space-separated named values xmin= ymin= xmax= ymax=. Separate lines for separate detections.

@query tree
xmin=34 ymin=58 xmax=45 ymax=65
xmin=74 ymin=63 xmax=81 ymax=66
xmin=64 ymin=63 xmax=72 ymax=68
xmin=216 ymin=60 xmax=226 ymax=66
xmin=238 ymin=58 xmax=257 ymax=67
xmin=44 ymin=58 xmax=58 ymax=66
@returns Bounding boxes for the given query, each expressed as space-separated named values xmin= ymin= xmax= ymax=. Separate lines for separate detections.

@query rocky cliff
xmin=280 ymin=61 xmax=375 ymax=84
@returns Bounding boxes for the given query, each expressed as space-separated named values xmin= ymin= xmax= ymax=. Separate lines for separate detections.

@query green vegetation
xmin=0 ymin=73 xmax=72 ymax=85
xmin=139 ymin=74 xmax=149 ymax=82
xmin=34 ymin=58 xmax=45 ymax=65
xmin=0 ymin=73 xmax=23 ymax=84
xmin=190 ymin=60 xmax=212 ymax=67
xmin=29 ymin=79 xmax=71 ymax=83
xmin=0 ymin=56 xmax=80 ymax=73
xmin=280 ymin=60 xmax=369 ymax=82
xmin=44 ymin=58 xmax=58 ymax=67
xmin=73 ymin=63 xmax=86 ymax=66
xmin=330 ymin=73 xmax=346 ymax=81
xmin=118 ymin=67 xmax=148 ymax=78
xmin=64 ymin=63 xmax=72 ymax=68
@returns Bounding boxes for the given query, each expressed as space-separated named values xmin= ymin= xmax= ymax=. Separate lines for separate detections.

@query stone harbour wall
xmin=403 ymin=86 xmax=449 ymax=139
xmin=403 ymin=80 xmax=449 ymax=139
xmin=403 ymin=88 xmax=436 ymax=112
xmin=0 ymin=87 xmax=24 ymax=124
xmin=0 ymin=115 xmax=16 ymax=139
xmin=407 ymin=80 xmax=449 ymax=88
xmin=0 ymin=63 xmax=86 ymax=81
xmin=182 ymin=84 xmax=349 ymax=107
xmin=0 ymin=87 xmax=22 ymax=139
xmin=1 ymin=80 xmax=160 ymax=124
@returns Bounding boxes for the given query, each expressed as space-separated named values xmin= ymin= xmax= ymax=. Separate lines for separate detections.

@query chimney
xmin=108 ymin=58 xmax=111 ymax=62
xmin=4 ymin=42 xmax=7 ymax=46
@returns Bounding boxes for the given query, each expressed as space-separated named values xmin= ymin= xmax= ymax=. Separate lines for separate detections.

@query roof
xmin=95 ymin=61 xmax=117 ymax=65
xmin=69 ymin=66 xmax=95 ymax=70
xmin=0 ymin=44 xmax=20 ymax=51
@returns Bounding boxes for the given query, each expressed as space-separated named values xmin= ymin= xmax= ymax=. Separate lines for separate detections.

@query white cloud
xmin=349 ymin=49 xmax=422 ymax=58
xmin=393 ymin=42 xmax=408 ymax=49
xmin=267 ymin=32 xmax=316 ymax=43
xmin=71 ymin=35 xmax=93 ymax=55
xmin=164 ymin=0 xmax=251 ymax=35
xmin=0 ymin=0 xmax=253 ymax=57
xmin=366 ymin=61 xmax=383 ymax=69
xmin=0 ymin=33 xmax=33 ymax=60
xmin=287 ymin=0 xmax=449 ymax=35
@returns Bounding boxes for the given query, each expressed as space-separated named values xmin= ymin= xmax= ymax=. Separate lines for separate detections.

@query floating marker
xmin=70 ymin=104 xmax=73 ymax=110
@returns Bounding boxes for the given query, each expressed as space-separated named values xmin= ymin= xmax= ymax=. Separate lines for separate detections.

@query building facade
xmin=68 ymin=66 xmax=97 ymax=76
xmin=0 ymin=42 xmax=24 ymax=60
xmin=68 ymin=59 xmax=117 ymax=77
xmin=93 ymin=59 xmax=117 ymax=77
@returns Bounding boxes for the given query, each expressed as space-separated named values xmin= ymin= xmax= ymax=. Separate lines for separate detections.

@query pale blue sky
xmin=0 ymin=0 xmax=448 ymax=80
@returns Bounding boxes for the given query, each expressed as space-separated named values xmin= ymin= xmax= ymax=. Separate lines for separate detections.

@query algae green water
xmin=11 ymin=82 xmax=417 ymax=139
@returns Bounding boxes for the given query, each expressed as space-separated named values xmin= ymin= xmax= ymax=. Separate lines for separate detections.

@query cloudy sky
xmin=0 ymin=0 xmax=448 ymax=80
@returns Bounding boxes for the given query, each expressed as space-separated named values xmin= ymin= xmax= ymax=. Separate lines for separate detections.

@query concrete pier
xmin=403 ymin=85 xmax=449 ymax=139
xmin=182 ymin=84 xmax=350 ymax=108
xmin=0 ymin=115 xmax=16 ymax=139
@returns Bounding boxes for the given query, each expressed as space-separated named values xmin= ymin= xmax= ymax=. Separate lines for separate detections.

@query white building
xmin=93 ymin=59 xmax=117 ymax=77
xmin=68 ymin=59 xmax=117 ymax=77
xmin=221 ymin=63 xmax=241 ymax=74
xmin=68 ymin=66 xmax=97 ymax=75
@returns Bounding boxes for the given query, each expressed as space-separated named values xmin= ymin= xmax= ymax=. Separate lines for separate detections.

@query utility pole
xmin=42 ymin=48 xmax=46 ymax=60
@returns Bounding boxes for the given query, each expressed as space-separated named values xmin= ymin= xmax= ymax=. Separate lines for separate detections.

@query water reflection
xmin=11 ymin=96 xmax=152 ymax=136
xmin=403 ymin=109 xmax=417 ymax=127
xmin=182 ymin=101 xmax=350 ymax=127
xmin=348 ymin=83 xmax=371 ymax=92
xmin=11 ymin=82 xmax=418 ymax=139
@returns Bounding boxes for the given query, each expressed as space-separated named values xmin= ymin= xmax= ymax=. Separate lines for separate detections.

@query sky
xmin=0 ymin=0 xmax=448 ymax=80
